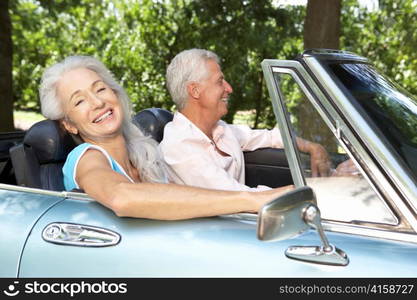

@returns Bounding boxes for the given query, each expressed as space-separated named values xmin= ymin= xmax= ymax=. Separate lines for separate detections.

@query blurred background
xmin=1 ymin=0 xmax=416 ymax=131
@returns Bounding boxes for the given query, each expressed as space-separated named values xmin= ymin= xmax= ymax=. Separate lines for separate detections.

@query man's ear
xmin=61 ymin=119 xmax=78 ymax=135
xmin=187 ymin=82 xmax=200 ymax=99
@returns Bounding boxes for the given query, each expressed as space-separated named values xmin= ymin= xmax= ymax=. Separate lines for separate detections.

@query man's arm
xmin=230 ymin=124 xmax=331 ymax=177
xmin=229 ymin=124 xmax=283 ymax=151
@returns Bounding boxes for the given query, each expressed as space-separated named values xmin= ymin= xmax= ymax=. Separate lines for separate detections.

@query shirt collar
xmin=174 ymin=112 xmax=226 ymax=144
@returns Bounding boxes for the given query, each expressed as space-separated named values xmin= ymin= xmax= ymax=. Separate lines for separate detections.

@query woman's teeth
xmin=94 ymin=110 xmax=112 ymax=123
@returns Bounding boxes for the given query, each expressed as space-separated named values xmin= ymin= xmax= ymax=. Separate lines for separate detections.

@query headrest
xmin=133 ymin=108 xmax=173 ymax=142
xmin=24 ymin=120 xmax=78 ymax=164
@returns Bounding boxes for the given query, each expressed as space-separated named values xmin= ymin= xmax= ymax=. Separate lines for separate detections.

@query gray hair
xmin=166 ymin=48 xmax=219 ymax=110
xmin=39 ymin=55 xmax=168 ymax=184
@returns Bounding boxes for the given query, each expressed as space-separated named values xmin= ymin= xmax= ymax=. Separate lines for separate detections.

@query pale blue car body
xmin=1 ymin=187 xmax=417 ymax=277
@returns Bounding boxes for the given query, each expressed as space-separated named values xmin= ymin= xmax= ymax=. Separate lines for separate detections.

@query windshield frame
xmin=300 ymin=53 xmax=417 ymax=220
xmin=325 ymin=62 xmax=417 ymax=182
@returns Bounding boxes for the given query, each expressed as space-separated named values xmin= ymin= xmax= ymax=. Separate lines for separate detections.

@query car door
xmin=15 ymin=186 xmax=417 ymax=277
xmin=0 ymin=185 xmax=65 ymax=277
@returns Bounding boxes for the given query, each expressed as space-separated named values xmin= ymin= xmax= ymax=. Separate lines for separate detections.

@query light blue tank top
xmin=63 ymin=143 xmax=134 ymax=191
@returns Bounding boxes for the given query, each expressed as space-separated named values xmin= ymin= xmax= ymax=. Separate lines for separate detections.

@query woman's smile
xmin=93 ymin=108 xmax=114 ymax=124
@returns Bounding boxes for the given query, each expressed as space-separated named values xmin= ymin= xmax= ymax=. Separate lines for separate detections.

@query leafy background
xmin=7 ymin=0 xmax=417 ymax=128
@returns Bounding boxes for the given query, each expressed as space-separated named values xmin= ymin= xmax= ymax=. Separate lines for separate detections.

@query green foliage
xmin=10 ymin=0 xmax=304 ymax=127
xmin=179 ymin=0 xmax=305 ymax=126
xmin=9 ymin=0 xmax=417 ymax=129
xmin=11 ymin=0 xmax=113 ymax=110
xmin=341 ymin=0 xmax=417 ymax=96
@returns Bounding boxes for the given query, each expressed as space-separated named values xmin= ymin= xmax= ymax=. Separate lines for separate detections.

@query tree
xmin=304 ymin=0 xmax=341 ymax=50
xmin=171 ymin=0 xmax=304 ymax=127
xmin=296 ymin=0 xmax=342 ymax=151
xmin=341 ymin=0 xmax=417 ymax=96
xmin=10 ymin=0 xmax=179 ymax=113
xmin=9 ymin=0 xmax=304 ymax=129
xmin=11 ymin=0 xmax=110 ymax=112
xmin=0 ymin=0 xmax=14 ymax=132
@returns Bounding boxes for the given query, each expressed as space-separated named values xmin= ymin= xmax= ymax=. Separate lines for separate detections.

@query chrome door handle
xmin=42 ymin=222 xmax=121 ymax=247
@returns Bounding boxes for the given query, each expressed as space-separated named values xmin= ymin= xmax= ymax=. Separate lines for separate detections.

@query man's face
xmin=197 ymin=59 xmax=233 ymax=120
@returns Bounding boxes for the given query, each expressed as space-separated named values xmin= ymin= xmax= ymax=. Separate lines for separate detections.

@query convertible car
xmin=1 ymin=49 xmax=417 ymax=277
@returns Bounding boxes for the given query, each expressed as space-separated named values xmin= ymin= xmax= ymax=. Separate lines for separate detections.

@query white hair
xmin=166 ymin=48 xmax=219 ymax=110
xmin=39 ymin=55 xmax=168 ymax=183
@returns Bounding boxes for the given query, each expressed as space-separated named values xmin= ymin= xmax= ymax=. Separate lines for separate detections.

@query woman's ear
xmin=61 ymin=119 xmax=78 ymax=135
xmin=187 ymin=82 xmax=200 ymax=99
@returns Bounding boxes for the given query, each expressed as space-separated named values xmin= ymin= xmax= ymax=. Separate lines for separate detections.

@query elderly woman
xmin=39 ymin=55 xmax=293 ymax=220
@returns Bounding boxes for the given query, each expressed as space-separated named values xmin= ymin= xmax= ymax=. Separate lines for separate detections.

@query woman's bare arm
xmin=76 ymin=149 xmax=294 ymax=220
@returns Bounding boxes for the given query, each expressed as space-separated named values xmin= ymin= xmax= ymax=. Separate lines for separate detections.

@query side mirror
xmin=257 ymin=186 xmax=349 ymax=266
xmin=257 ymin=186 xmax=314 ymax=241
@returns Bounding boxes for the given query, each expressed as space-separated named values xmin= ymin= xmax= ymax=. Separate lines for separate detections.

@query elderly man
xmin=160 ymin=48 xmax=330 ymax=191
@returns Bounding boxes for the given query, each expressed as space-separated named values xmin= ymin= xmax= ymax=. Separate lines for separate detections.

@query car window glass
xmin=327 ymin=63 xmax=417 ymax=181
xmin=273 ymin=72 xmax=397 ymax=225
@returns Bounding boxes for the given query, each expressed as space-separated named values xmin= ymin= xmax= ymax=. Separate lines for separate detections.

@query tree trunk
xmin=304 ymin=0 xmax=341 ymax=50
xmin=253 ymin=70 xmax=263 ymax=129
xmin=0 ymin=0 xmax=14 ymax=132
xmin=302 ymin=0 xmax=341 ymax=153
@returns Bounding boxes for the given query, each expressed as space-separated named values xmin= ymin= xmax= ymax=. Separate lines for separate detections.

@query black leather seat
xmin=133 ymin=108 xmax=173 ymax=142
xmin=9 ymin=120 xmax=78 ymax=191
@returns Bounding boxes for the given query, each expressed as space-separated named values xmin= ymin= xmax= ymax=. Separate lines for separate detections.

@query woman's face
xmin=57 ymin=68 xmax=123 ymax=143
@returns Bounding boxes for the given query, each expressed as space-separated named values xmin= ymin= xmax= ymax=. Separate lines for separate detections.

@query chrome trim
xmin=42 ymin=222 xmax=121 ymax=247
xmin=303 ymin=57 xmax=417 ymax=227
xmin=302 ymin=49 xmax=369 ymax=63
xmin=257 ymin=186 xmax=314 ymax=242
xmin=262 ymin=60 xmax=305 ymax=188
xmin=0 ymin=183 xmax=94 ymax=201
xmin=286 ymin=244 xmax=349 ymax=266
xmin=0 ymin=183 xmax=64 ymax=197
xmin=222 ymin=213 xmax=417 ymax=245
xmin=261 ymin=59 xmax=416 ymax=234
xmin=271 ymin=66 xmax=337 ymax=133
xmin=288 ymin=203 xmax=349 ymax=266
xmin=62 ymin=191 xmax=93 ymax=201
xmin=322 ymin=220 xmax=417 ymax=244
xmin=265 ymin=61 xmax=403 ymax=226
xmin=303 ymin=204 xmax=332 ymax=251
xmin=220 ymin=213 xmax=257 ymax=223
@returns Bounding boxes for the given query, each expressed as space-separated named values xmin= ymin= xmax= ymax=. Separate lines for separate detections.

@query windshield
xmin=328 ymin=63 xmax=417 ymax=180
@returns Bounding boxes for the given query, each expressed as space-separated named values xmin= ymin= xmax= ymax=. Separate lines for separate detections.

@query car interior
xmin=1 ymin=108 xmax=294 ymax=192
xmin=0 ymin=131 xmax=25 ymax=185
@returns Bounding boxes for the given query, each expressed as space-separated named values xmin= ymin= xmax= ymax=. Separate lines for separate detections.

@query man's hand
xmin=295 ymin=137 xmax=331 ymax=177
xmin=308 ymin=143 xmax=331 ymax=177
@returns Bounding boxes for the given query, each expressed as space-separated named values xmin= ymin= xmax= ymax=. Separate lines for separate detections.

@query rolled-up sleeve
xmin=159 ymin=113 xmax=274 ymax=192
xmin=228 ymin=125 xmax=283 ymax=151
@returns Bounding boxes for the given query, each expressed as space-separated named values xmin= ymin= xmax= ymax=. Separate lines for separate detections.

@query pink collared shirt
xmin=159 ymin=112 xmax=283 ymax=191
